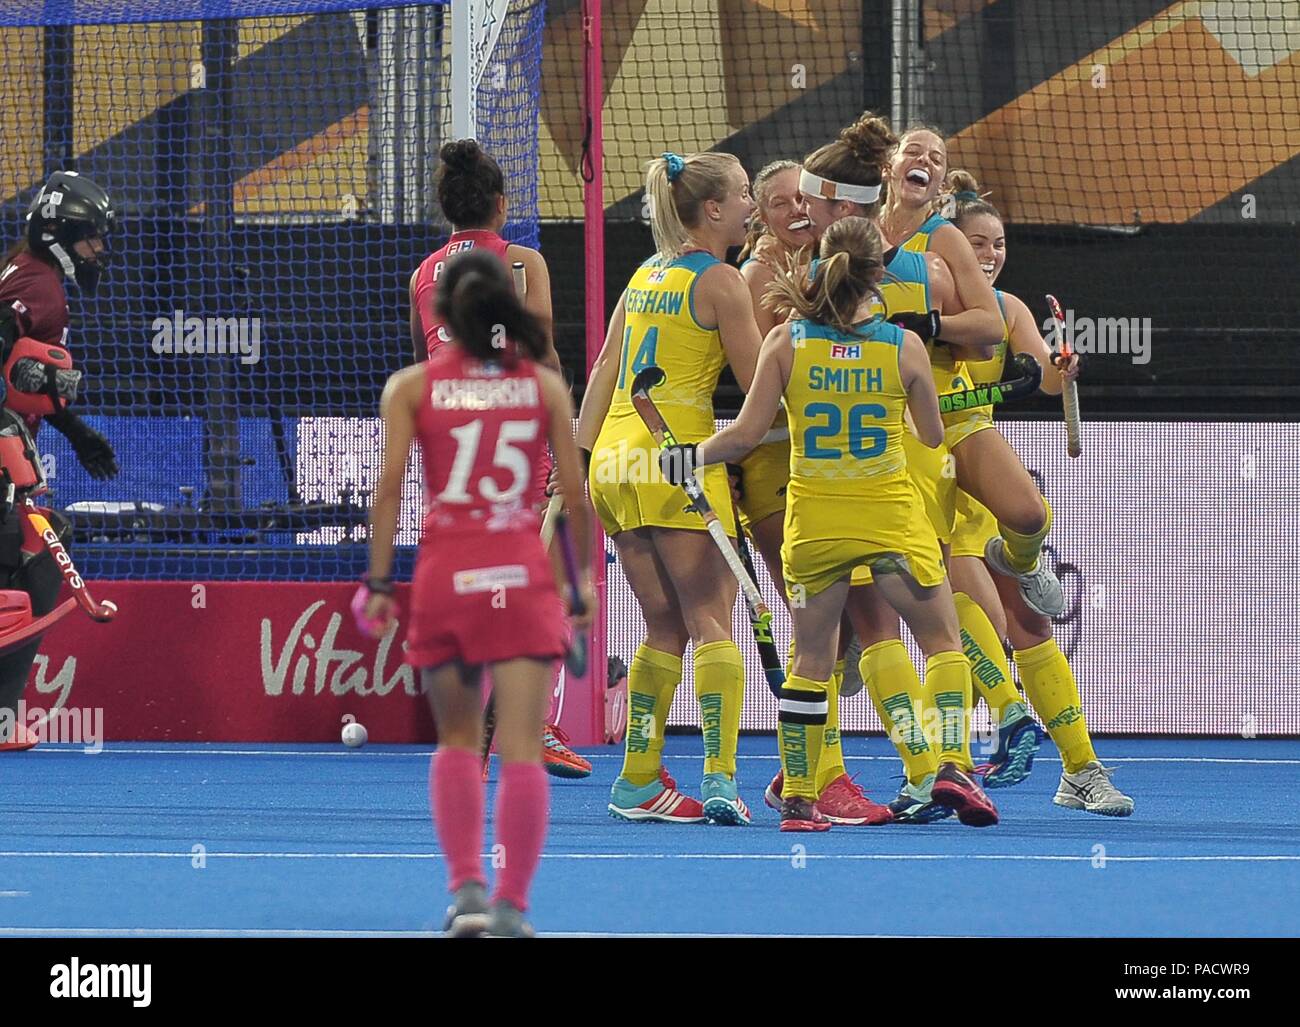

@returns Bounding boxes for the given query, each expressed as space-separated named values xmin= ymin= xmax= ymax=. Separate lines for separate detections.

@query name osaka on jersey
xmin=430 ymin=377 xmax=540 ymax=411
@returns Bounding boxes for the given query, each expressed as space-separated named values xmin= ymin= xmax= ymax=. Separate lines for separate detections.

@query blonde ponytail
xmin=644 ymin=151 xmax=742 ymax=261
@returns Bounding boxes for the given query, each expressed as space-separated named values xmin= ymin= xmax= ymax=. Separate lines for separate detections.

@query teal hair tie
xmin=662 ymin=152 xmax=685 ymax=182
xmin=954 ymin=190 xmax=982 ymax=202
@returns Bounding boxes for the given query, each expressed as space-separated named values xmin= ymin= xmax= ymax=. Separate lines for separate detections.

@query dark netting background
xmin=541 ymin=1 xmax=1297 ymax=414
xmin=0 ymin=0 xmax=544 ymax=581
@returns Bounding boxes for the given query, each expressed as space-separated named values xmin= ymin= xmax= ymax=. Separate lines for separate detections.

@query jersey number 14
xmin=617 ymin=325 xmax=659 ymax=389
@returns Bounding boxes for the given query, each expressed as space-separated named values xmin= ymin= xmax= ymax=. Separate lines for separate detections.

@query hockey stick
xmin=554 ymin=510 xmax=589 ymax=677
xmin=629 ymin=366 xmax=779 ymax=679
xmin=25 ymin=501 xmax=117 ymax=622
xmin=1045 ymin=294 xmax=1081 ymax=458
xmin=481 ymin=261 xmax=535 ymax=774
xmin=730 ymin=502 xmax=785 ymax=698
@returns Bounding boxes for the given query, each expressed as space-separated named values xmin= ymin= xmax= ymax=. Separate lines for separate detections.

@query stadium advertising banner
xmin=605 ymin=421 xmax=1299 ymax=738
xmin=28 ymin=581 xmax=600 ymax=745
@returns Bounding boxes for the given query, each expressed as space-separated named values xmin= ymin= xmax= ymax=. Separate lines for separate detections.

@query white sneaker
xmin=984 ymin=537 xmax=1065 ymax=617
xmin=840 ymin=637 xmax=865 ymax=697
xmin=1053 ymin=761 xmax=1134 ymax=817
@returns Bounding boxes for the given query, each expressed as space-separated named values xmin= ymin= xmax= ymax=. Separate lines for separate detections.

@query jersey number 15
xmin=437 ymin=418 xmax=539 ymax=504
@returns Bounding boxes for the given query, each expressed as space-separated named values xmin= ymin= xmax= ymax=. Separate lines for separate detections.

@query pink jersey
xmin=417 ymin=345 xmax=547 ymax=539
xmin=413 ymin=230 xmax=512 ymax=360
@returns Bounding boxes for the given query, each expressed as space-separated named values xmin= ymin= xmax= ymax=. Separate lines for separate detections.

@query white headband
xmin=799 ymin=168 xmax=881 ymax=206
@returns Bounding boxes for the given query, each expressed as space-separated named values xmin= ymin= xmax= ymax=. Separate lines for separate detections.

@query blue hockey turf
xmin=2 ymin=736 xmax=1297 ymax=937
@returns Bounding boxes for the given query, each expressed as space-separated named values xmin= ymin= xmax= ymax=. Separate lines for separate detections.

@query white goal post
xmin=450 ymin=0 xmax=512 ymax=140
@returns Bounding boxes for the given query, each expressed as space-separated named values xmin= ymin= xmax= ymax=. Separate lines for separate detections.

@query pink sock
xmin=493 ymin=762 xmax=550 ymax=911
xmin=430 ymin=748 xmax=485 ymax=892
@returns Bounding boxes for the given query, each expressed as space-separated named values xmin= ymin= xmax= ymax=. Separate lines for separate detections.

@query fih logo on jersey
xmin=830 ymin=343 xmax=861 ymax=360
xmin=646 ymin=268 xmax=668 ymax=284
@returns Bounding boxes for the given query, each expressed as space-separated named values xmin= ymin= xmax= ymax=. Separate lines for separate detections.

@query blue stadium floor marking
xmin=4 ymin=735 xmax=1298 ymax=936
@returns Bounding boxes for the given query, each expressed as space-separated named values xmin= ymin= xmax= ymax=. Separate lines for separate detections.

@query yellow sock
xmin=694 ymin=640 xmax=745 ymax=777
xmin=1014 ymin=638 xmax=1097 ymax=773
xmin=998 ymin=496 xmax=1053 ymax=574
xmin=928 ymin=650 xmax=974 ymax=771
xmin=620 ymin=644 xmax=681 ymax=786
xmin=778 ymin=675 xmax=830 ymax=800
xmin=862 ymin=640 xmax=937 ymax=786
xmin=953 ymin=592 xmax=1021 ymax=722
xmin=815 ymin=660 xmax=847 ymax=794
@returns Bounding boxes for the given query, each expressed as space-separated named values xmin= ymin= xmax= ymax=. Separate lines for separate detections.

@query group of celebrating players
xmin=354 ymin=112 xmax=1135 ymax=936
xmin=0 ymin=113 xmax=1134 ymax=938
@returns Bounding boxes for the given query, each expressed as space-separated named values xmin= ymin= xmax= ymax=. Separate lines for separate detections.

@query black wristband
xmin=364 ymin=576 xmax=395 ymax=596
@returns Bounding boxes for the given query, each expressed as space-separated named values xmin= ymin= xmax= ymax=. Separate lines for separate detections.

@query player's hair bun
xmin=440 ymin=139 xmax=484 ymax=171
xmin=838 ymin=112 xmax=898 ymax=170
xmin=436 ymin=140 xmax=506 ymax=229
xmin=946 ymin=168 xmax=981 ymax=195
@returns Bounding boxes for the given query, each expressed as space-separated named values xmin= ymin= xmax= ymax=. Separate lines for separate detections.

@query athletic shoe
xmin=542 ymin=724 xmax=592 ymax=779
xmin=763 ymin=770 xmax=784 ymax=811
xmin=779 ymin=795 xmax=830 ymax=832
xmin=0 ymin=722 xmax=38 ymax=752
xmin=1053 ymin=761 xmax=1134 ymax=817
xmin=608 ymin=774 xmax=707 ymax=823
xmin=984 ymin=537 xmax=1065 ymax=618
xmin=443 ymin=881 xmax=490 ymax=938
xmin=840 ymin=637 xmax=865 ymax=697
xmin=485 ymin=899 xmax=536 ymax=938
xmin=931 ymin=762 xmax=999 ymax=827
xmin=887 ymin=774 xmax=954 ymax=824
xmin=701 ymin=772 xmax=752 ymax=825
xmin=974 ymin=705 xmax=1044 ymax=789
xmin=815 ymin=773 xmax=893 ymax=825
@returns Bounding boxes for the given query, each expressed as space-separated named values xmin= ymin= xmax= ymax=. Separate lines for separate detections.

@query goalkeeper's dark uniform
xmin=0 ymin=171 xmax=118 ymax=748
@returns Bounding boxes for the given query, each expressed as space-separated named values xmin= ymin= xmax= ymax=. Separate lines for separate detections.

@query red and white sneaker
xmin=542 ymin=724 xmax=592 ymax=779
xmin=931 ymin=761 xmax=999 ymax=827
xmin=0 ymin=722 xmax=38 ymax=752
xmin=764 ymin=770 xmax=784 ymax=811
xmin=779 ymin=795 xmax=830 ymax=832
xmin=815 ymin=773 xmax=893 ymax=825
xmin=609 ymin=771 xmax=706 ymax=824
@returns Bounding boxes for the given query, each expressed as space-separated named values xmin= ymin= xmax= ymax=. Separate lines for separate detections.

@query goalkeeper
xmin=0 ymin=171 xmax=119 ymax=751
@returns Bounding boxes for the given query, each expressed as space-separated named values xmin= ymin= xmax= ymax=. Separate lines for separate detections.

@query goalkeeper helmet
xmin=26 ymin=171 xmax=116 ymax=294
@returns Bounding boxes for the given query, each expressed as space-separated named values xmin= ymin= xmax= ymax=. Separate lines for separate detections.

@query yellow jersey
xmin=874 ymin=245 xmax=962 ymax=391
xmin=783 ymin=315 xmax=908 ymax=542
xmin=942 ymin=289 xmax=1008 ymax=437
xmin=599 ymin=250 xmax=726 ymax=446
xmin=900 ymin=211 xmax=950 ymax=254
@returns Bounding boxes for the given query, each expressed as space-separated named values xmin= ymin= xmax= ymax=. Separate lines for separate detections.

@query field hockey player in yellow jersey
xmin=945 ymin=172 xmax=1133 ymax=815
xmin=659 ymin=216 xmax=997 ymax=830
xmin=879 ymin=127 xmax=1064 ymax=620
xmin=577 ymin=151 xmax=762 ymax=825
xmin=735 ymin=161 xmax=810 ymax=588
xmin=756 ymin=116 xmax=926 ymax=824
xmin=737 ymin=155 xmax=890 ymax=824
xmin=752 ymin=112 xmax=996 ymax=824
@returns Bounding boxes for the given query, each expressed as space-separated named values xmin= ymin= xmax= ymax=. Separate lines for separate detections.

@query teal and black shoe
xmin=700 ymin=772 xmax=751 ymax=825
xmin=976 ymin=705 xmax=1044 ymax=789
